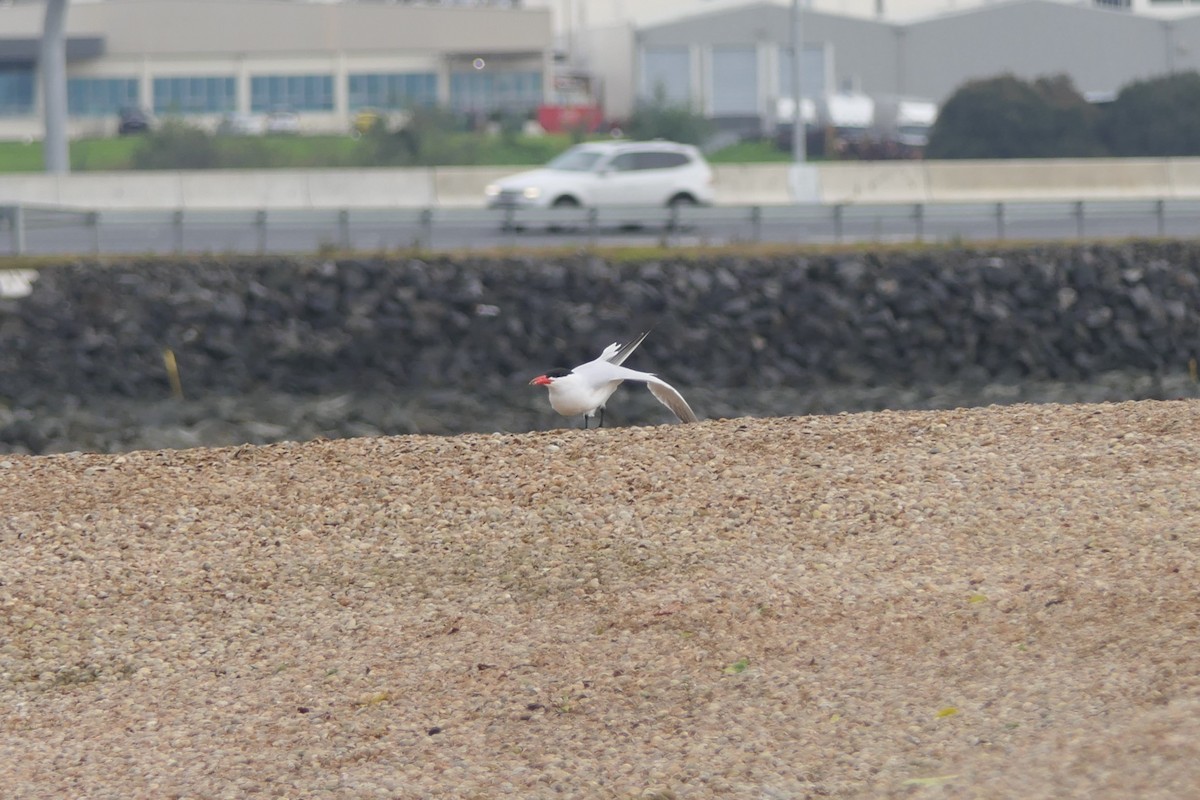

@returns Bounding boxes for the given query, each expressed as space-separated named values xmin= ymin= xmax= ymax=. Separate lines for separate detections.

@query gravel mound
xmin=2 ymin=401 xmax=1199 ymax=798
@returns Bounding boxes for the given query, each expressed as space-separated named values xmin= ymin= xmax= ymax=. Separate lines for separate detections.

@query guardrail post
xmin=1 ymin=206 xmax=24 ymax=255
xmin=833 ymin=204 xmax=845 ymax=243
xmin=255 ymin=210 xmax=268 ymax=254
xmin=1155 ymin=198 xmax=1165 ymax=237
xmin=338 ymin=209 xmax=350 ymax=251
xmin=12 ymin=205 xmax=26 ymax=255
xmin=1073 ymin=200 xmax=1084 ymax=239
xmin=750 ymin=205 xmax=762 ymax=243
xmin=172 ymin=209 xmax=184 ymax=254
xmin=994 ymin=202 xmax=1005 ymax=241
xmin=912 ymin=203 xmax=924 ymax=243
xmin=86 ymin=211 xmax=99 ymax=255
xmin=419 ymin=208 xmax=433 ymax=249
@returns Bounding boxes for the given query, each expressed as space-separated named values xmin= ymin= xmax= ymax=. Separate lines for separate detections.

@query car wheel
xmin=667 ymin=194 xmax=698 ymax=209
xmin=667 ymin=194 xmax=697 ymax=230
xmin=548 ymin=196 xmax=581 ymax=232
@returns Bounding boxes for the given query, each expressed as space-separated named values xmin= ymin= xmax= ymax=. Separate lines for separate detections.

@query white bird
xmin=529 ymin=331 xmax=699 ymax=428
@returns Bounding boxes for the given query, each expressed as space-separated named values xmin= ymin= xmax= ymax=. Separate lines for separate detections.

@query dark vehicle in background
xmin=117 ymin=107 xmax=152 ymax=135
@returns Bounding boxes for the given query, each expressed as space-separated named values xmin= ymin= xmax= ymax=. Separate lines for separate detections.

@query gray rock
xmin=2 ymin=243 xmax=1200 ymax=453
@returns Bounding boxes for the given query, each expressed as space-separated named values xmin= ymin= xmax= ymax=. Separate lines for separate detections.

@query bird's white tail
xmin=604 ymin=330 xmax=651 ymax=366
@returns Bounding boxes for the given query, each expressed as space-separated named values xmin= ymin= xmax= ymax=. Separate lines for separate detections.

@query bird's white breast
xmin=547 ymin=374 xmax=622 ymax=417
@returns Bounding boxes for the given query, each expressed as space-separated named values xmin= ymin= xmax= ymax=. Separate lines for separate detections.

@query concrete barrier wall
xmin=711 ymin=164 xmax=793 ymax=205
xmin=0 ymin=173 xmax=75 ymax=206
xmin=5 ymin=158 xmax=1200 ymax=210
xmin=1165 ymin=158 xmax=1200 ymax=199
xmin=180 ymin=172 xmax=309 ymax=210
xmin=816 ymin=162 xmax=930 ymax=204
xmin=816 ymin=158 xmax=1199 ymax=204
xmin=0 ymin=172 xmax=184 ymax=208
xmin=922 ymin=159 xmax=1175 ymax=202
xmin=0 ymin=168 xmax=439 ymax=210
xmin=432 ymin=166 xmax=514 ymax=209
xmin=178 ymin=169 xmax=437 ymax=210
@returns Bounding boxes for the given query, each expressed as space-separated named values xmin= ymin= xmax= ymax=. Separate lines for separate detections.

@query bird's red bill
xmin=530 ymin=375 xmax=552 ymax=386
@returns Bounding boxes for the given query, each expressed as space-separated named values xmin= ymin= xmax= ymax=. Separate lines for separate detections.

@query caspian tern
xmin=529 ymin=331 xmax=699 ymax=428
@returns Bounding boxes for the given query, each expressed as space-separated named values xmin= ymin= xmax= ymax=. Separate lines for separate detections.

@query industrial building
xmin=2 ymin=0 xmax=1200 ymax=142
xmin=0 ymin=0 xmax=553 ymax=140
xmin=609 ymin=1 xmax=1200 ymax=126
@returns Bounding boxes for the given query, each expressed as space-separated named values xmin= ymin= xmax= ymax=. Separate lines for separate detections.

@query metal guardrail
xmin=3 ymin=199 xmax=1200 ymax=256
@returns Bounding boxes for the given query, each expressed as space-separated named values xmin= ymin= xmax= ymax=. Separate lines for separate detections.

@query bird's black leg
xmin=582 ymin=414 xmax=588 ymax=430
xmin=599 ymin=407 xmax=605 ymax=428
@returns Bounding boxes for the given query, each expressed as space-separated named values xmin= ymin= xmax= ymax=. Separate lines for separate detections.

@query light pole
xmin=41 ymin=0 xmax=70 ymax=174
xmin=791 ymin=0 xmax=806 ymax=164
xmin=1163 ymin=20 xmax=1176 ymax=74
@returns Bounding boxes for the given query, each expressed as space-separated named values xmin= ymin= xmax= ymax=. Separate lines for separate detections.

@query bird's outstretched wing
xmin=586 ymin=361 xmax=698 ymax=424
xmin=646 ymin=377 xmax=699 ymax=423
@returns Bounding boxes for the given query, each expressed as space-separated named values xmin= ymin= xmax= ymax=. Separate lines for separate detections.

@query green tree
xmin=351 ymin=106 xmax=482 ymax=167
xmin=355 ymin=115 xmax=418 ymax=166
xmin=131 ymin=119 xmax=220 ymax=169
xmin=1032 ymin=74 xmax=1106 ymax=157
xmin=626 ymin=85 xmax=712 ymax=145
xmin=926 ymin=73 xmax=1104 ymax=159
xmin=1099 ymin=71 xmax=1200 ymax=156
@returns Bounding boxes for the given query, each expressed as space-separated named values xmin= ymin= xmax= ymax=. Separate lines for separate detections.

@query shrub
xmin=131 ymin=119 xmax=220 ymax=169
xmin=926 ymin=73 xmax=1103 ymax=159
xmin=625 ymin=86 xmax=713 ymax=145
xmin=1099 ymin=71 xmax=1200 ymax=156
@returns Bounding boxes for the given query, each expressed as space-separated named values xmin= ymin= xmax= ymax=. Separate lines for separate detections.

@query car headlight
xmin=522 ymin=186 xmax=541 ymax=200
xmin=484 ymin=184 xmax=500 ymax=197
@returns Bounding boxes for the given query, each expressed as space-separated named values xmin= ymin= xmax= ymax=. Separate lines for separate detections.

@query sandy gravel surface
xmin=2 ymin=400 xmax=1199 ymax=799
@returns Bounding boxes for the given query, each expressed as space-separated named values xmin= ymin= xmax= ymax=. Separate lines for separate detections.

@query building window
xmin=348 ymin=73 xmax=437 ymax=110
xmin=153 ymin=76 xmax=236 ymax=114
xmin=67 ymin=77 xmax=139 ymax=117
xmin=449 ymin=70 xmax=542 ymax=114
xmin=0 ymin=67 xmax=36 ymax=116
xmin=778 ymin=45 xmax=830 ymax=100
xmin=711 ymin=47 xmax=758 ymax=115
xmin=641 ymin=47 xmax=691 ymax=105
xmin=250 ymin=75 xmax=334 ymax=112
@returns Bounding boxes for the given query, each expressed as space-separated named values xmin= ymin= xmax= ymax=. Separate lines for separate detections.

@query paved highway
xmin=6 ymin=200 xmax=1200 ymax=256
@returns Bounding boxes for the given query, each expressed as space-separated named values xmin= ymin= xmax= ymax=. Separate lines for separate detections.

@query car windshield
xmin=545 ymin=149 xmax=605 ymax=172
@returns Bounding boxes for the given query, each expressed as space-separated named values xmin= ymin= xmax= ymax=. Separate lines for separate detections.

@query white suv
xmin=485 ymin=140 xmax=715 ymax=209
